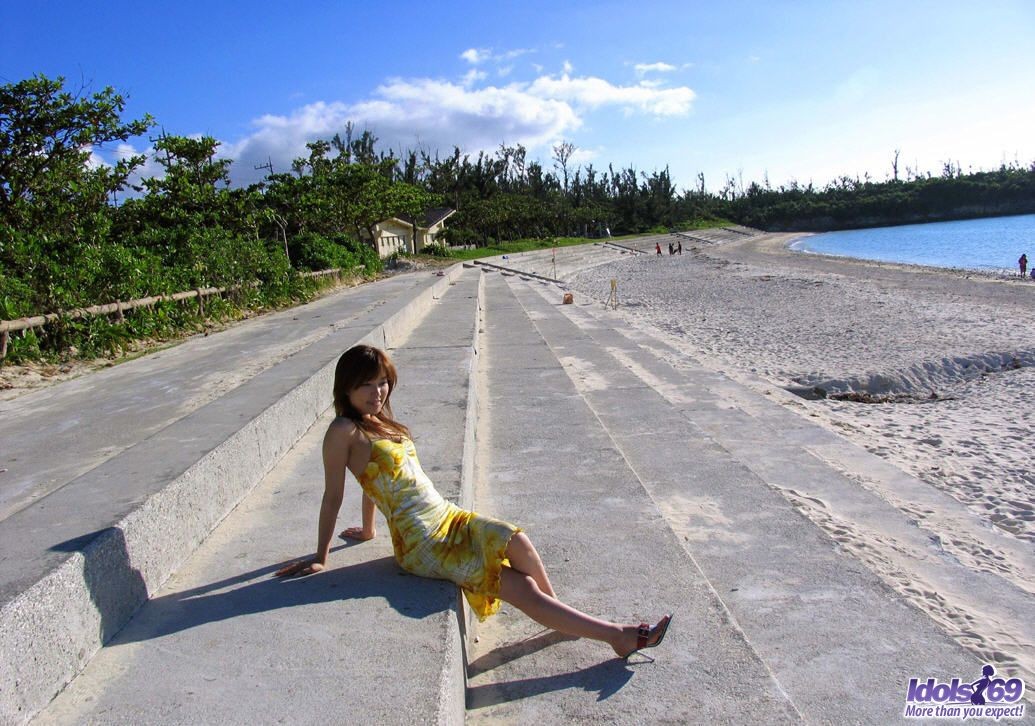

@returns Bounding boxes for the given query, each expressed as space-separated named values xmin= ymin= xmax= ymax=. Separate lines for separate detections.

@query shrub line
xmin=0 ymin=268 xmax=345 ymax=359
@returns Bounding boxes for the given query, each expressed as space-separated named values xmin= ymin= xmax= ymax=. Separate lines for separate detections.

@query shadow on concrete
xmin=467 ymin=629 xmax=579 ymax=677
xmin=109 ymin=550 xmax=451 ymax=644
xmin=466 ymin=658 xmax=635 ymax=708
xmin=51 ymin=527 xmax=148 ymax=644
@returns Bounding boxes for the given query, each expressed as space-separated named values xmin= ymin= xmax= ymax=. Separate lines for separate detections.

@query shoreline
xmin=758 ymin=231 xmax=1033 ymax=282
xmin=787 ymin=233 xmax=1027 ymax=281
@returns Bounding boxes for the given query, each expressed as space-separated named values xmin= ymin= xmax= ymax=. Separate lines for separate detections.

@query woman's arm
xmin=276 ymin=421 xmax=350 ymax=577
xmin=361 ymin=493 xmax=376 ymax=536
xmin=315 ymin=422 xmax=351 ymax=563
xmin=340 ymin=493 xmax=377 ymax=540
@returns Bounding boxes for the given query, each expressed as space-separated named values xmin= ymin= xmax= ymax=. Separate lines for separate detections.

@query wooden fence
xmin=0 ymin=268 xmax=346 ymax=360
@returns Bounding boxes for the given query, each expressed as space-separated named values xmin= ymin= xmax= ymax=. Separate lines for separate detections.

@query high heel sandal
xmin=625 ymin=614 xmax=673 ymax=662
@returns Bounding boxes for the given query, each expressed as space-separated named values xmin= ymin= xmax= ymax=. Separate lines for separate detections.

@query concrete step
xmin=476 ymin=243 xmax=631 ymax=281
xmin=466 ymin=272 xmax=800 ymax=723
xmin=497 ymin=273 xmax=987 ymax=723
xmin=1 ymin=267 xmax=464 ymax=724
xmin=514 ymin=275 xmax=1035 ymax=683
xmin=526 ymin=277 xmax=1035 ymax=575
xmin=33 ymin=268 xmax=485 ymax=726
xmin=612 ymin=233 xmax=693 ymax=254
xmin=0 ymin=273 xmax=430 ymax=522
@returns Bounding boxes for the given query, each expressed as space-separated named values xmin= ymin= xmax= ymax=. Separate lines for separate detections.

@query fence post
xmin=1 ymin=330 xmax=8 ymax=361
xmin=196 ymin=289 xmax=204 ymax=316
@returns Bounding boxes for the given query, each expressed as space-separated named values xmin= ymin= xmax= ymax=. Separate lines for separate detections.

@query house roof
xmin=397 ymin=207 xmax=456 ymax=228
xmin=423 ymin=207 xmax=456 ymax=227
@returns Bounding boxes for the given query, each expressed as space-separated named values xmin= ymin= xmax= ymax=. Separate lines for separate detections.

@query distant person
xmin=1030 ymin=268 xmax=1034 ymax=280
xmin=276 ymin=345 xmax=673 ymax=661
xmin=668 ymin=243 xmax=674 ymax=255
xmin=677 ymin=241 xmax=683 ymax=255
xmin=1020 ymin=253 xmax=1028 ymax=277
xmin=655 ymin=242 xmax=661 ymax=255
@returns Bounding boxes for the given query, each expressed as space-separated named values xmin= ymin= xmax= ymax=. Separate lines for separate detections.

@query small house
xmin=364 ymin=208 xmax=456 ymax=259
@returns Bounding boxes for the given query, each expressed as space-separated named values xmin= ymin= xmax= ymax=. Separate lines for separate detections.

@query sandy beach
xmin=571 ymin=234 xmax=1035 ymax=543
xmin=566 ymin=232 xmax=1035 ymax=676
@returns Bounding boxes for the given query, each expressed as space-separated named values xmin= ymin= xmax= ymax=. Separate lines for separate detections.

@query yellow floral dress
xmin=358 ymin=437 xmax=520 ymax=620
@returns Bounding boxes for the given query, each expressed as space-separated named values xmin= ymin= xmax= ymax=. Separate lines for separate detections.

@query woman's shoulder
xmin=326 ymin=416 xmax=364 ymax=443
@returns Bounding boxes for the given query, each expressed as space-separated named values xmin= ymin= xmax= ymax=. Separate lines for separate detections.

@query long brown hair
xmin=332 ymin=345 xmax=411 ymax=441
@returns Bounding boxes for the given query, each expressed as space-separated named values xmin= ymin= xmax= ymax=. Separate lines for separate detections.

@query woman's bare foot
xmin=612 ymin=615 xmax=673 ymax=659
xmin=339 ymin=526 xmax=375 ymax=541
xmin=275 ymin=559 xmax=326 ymax=577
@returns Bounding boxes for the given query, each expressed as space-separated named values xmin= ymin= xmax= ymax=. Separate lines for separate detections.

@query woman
xmin=276 ymin=344 xmax=672 ymax=660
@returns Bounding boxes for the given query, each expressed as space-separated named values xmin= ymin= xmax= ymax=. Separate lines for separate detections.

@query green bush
xmin=290 ymin=232 xmax=357 ymax=271
xmin=5 ymin=328 xmax=41 ymax=363
xmin=288 ymin=232 xmax=382 ymax=275
xmin=420 ymin=242 xmax=452 ymax=257
xmin=330 ymin=234 xmax=382 ymax=275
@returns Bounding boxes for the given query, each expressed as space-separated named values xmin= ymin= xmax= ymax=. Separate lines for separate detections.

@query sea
xmin=789 ymin=214 xmax=1035 ymax=273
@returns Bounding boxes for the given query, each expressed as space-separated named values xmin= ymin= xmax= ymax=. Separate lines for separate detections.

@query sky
xmin=3 ymin=1 xmax=1034 ymax=193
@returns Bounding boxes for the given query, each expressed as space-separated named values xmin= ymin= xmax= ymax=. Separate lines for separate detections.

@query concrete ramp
xmin=466 ymin=273 xmax=799 ymax=723
xmin=32 ymin=269 xmax=485 ymax=726
xmin=1 ymin=268 xmax=464 ymax=723
xmin=486 ymin=274 xmax=1023 ymax=722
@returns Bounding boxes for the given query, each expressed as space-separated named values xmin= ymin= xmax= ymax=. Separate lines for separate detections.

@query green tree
xmin=319 ymin=159 xmax=430 ymax=249
xmin=0 ymin=74 xmax=153 ymax=237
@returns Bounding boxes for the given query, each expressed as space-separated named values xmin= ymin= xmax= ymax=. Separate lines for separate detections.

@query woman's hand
xmin=339 ymin=526 xmax=375 ymax=541
xmin=275 ymin=559 xmax=326 ymax=577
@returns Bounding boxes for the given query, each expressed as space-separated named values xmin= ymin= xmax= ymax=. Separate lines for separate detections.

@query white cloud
xmin=222 ymin=67 xmax=696 ymax=185
xmin=499 ymin=47 xmax=534 ymax=61
xmin=462 ymin=46 xmax=532 ymax=65
xmin=562 ymin=60 xmax=574 ymax=74
xmin=569 ymin=146 xmax=601 ymax=165
xmin=634 ymin=61 xmax=677 ymax=76
xmin=460 ymin=47 xmax=491 ymax=64
xmin=528 ymin=73 xmax=695 ymax=116
xmin=85 ymin=146 xmax=105 ymax=170
xmin=462 ymin=68 xmax=488 ymax=87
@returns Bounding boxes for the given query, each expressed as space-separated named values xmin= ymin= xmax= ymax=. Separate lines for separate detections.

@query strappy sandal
xmin=625 ymin=614 xmax=673 ymax=662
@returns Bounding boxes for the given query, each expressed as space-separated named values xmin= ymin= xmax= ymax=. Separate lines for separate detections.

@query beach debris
xmin=785 ymin=385 xmax=827 ymax=400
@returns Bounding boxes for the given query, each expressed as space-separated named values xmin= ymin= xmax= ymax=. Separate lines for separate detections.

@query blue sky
xmin=3 ymin=1 xmax=1034 ymax=192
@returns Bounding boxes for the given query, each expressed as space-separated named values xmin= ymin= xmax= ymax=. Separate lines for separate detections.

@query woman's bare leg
xmin=505 ymin=532 xmax=556 ymax=597
xmin=497 ymin=566 xmax=668 ymax=658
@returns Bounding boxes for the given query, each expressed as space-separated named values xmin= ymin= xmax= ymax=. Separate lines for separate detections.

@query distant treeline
xmin=725 ymin=165 xmax=1035 ymax=231
xmin=2 ymin=73 xmax=1033 ymax=360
